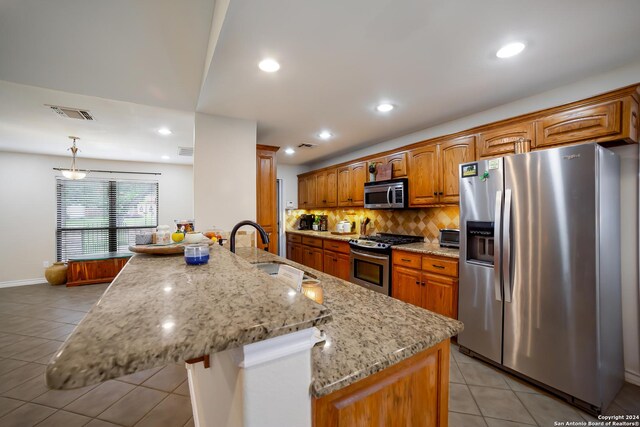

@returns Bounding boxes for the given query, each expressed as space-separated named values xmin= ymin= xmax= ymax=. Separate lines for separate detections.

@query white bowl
xmin=183 ymin=232 xmax=205 ymax=244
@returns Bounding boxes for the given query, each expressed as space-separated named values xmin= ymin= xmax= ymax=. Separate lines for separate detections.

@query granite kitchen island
xmin=46 ymin=245 xmax=463 ymax=427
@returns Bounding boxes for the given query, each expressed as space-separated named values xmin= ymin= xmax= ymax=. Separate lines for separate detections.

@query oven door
xmin=350 ymin=249 xmax=390 ymax=295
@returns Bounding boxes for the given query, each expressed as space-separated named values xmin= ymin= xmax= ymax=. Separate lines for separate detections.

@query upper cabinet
xmin=386 ymin=152 xmax=408 ymax=178
xmin=534 ymin=98 xmax=638 ymax=149
xmin=337 ymin=162 xmax=366 ymax=207
xmin=256 ymin=145 xmax=279 ymax=254
xmin=408 ymin=136 xmax=475 ymax=206
xmin=316 ymin=168 xmax=338 ymax=208
xmin=477 ymin=121 xmax=533 ymax=159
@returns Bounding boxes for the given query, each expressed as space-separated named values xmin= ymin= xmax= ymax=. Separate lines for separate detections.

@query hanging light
xmin=61 ymin=136 xmax=87 ymax=180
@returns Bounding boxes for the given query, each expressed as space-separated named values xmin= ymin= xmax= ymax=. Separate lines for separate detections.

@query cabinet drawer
xmin=323 ymin=239 xmax=350 ymax=254
xmin=302 ymin=236 xmax=323 ymax=248
xmin=392 ymin=251 xmax=422 ymax=269
xmin=422 ymin=256 xmax=458 ymax=277
xmin=287 ymin=233 xmax=302 ymax=243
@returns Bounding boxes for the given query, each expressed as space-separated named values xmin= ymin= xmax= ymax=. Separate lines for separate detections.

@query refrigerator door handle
xmin=503 ymin=189 xmax=513 ymax=303
xmin=494 ymin=190 xmax=503 ymax=301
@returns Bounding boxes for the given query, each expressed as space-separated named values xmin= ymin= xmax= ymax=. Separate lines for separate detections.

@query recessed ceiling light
xmin=285 ymin=148 xmax=295 ymax=155
xmin=158 ymin=128 xmax=172 ymax=135
xmin=376 ymin=103 xmax=394 ymax=113
xmin=318 ymin=130 xmax=333 ymax=140
xmin=161 ymin=155 xmax=170 ymax=160
xmin=258 ymin=58 xmax=280 ymax=72
xmin=496 ymin=42 xmax=525 ymax=58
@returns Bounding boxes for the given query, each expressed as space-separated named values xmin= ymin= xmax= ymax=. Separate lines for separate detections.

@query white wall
xmin=193 ymin=113 xmax=257 ymax=230
xmin=612 ymin=145 xmax=640 ymax=385
xmin=309 ymin=59 xmax=640 ymax=170
xmin=0 ymin=151 xmax=193 ymax=284
xmin=277 ymin=164 xmax=307 ymax=211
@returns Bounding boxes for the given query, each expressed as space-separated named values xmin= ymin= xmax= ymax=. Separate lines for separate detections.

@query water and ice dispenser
xmin=466 ymin=221 xmax=495 ymax=265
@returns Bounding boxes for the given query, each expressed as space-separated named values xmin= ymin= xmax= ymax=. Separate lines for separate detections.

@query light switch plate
xmin=286 ymin=201 xmax=295 ymax=209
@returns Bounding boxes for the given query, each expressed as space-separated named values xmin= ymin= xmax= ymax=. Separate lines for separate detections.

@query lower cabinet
xmin=391 ymin=250 xmax=459 ymax=319
xmin=286 ymin=233 xmax=351 ymax=281
xmin=323 ymin=250 xmax=350 ymax=281
xmin=302 ymin=246 xmax=324 ymax=271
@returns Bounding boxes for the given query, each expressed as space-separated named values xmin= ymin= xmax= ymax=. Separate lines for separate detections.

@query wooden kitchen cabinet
xmin=256 ymin=145 xmax=279 ymax=254
xmin=316 ymin=168 xmax=337 ymax=208
xmin=407 ymin=144 xmax=439 ymax=206
xmin=298 ymin=176 xmax=308 ymax=208
xmin=302 ymin=246 xmax=323 ymax=271
xmin=337 ymin=162 xmax=366 ymax=207
xmin=392 ymin=250 xmax=459 ymax=319
xmin=477 ymin=121 xmax=533 ymax=159
xmin=323 ymin=250 xmax=350 ymax=281
xmin=386 ymin=152 xmax=408 ymax=177
xmin=534 ymin=99 xmax=637 ymax=149
xmin=306 ymin=175 xmax=317 ymax=208
xmin=408 ymin=137 xmax=474 ymax=206
xmin=286 ymin=233 xmax=303 ymax=264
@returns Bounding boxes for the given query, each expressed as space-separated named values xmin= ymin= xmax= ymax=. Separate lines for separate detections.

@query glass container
xmin=184 ymin=244 xmax=210 ymax=265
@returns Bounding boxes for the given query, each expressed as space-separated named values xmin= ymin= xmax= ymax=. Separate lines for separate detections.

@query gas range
xmin=348 ymin=233 xmax=424 ymax=253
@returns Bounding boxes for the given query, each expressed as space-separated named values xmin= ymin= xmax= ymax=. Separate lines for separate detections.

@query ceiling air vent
xmin=297 ymin=143 xmax=317 ymax=148
xmin=178 ymin=146 xmax=194 ymax=157
xmin=46 ymin=105 xmax=95 ymax=120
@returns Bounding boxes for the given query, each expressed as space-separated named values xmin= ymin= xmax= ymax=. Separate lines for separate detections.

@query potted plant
xmin=368 ymin=162 xmax=378 ymax=182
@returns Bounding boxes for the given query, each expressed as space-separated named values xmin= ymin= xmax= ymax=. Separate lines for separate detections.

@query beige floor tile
xmin=459 ymin=362 xmax=510 ymax=389
xmin=117 ymin=366 xmax=163 ymax=385
xmin=503 ymin=375 xmax=541 ymax=394
xmin=449 ymin=383 xmax=481 ymax=415
xmin=85 ymin=418 xmax=121 ymax=427
xmin=0 ymin=363 xmax=46 ymax=394
xmin=450 ymin=360 xmax=465 ymax=384
xmin=33 ymin=383 xmax=99 ymax=409
xmin=10 ymin=340 xmax=62 ymax=362
xmin=36 ymin=410 xmax=92 ymax=427
xmin=613 ymin=383 xmax=640 ymax=414
xmin=516 ymin=391 xmax=590 ymax=426
xmin=0 ymin=357 xmax=28 ymax=376
xmin=182 ymin=418 xmax=194 ymax=427
xmin=449 ymin=411 xmax=487 ymax=427
xmin=469 ymin=385 xmax=536 ymax=424
xmin=0 ymin=337 xmax=50 ymax=358
xmin=98 ymin=386 xmax=167 ymax=426
xmin=141 ymin=365 xmax=187 ymax=392
xmin=0 ymin=397 xmax=25 ymax=418
xmin=0 ymin=402 xmax=56 ymax=427
xmin=64 ymin=380 xmax=135 ymax=417
xmin=173 ymin=380 xmax=190 ymax=397
xmin=484 ymin=417 xmax=537 ymax=427
xmin=34 ymin=324 xmax=76 ymax=341
xmin=451 ymin=346 xmax=478 ymax=365
xmin=1 ymin=375 xmax=49 ymax=401
xmin=602 ymin=402 xmax=629 ymax=416
xmin=0 ymin=334 xmax=30 ymax=348
xmin=135 ymin=394 xmax=192 ymax=427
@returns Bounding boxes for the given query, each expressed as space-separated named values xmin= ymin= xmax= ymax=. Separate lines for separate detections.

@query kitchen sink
xmin=251 ymin=261 xmax=316 ymax=281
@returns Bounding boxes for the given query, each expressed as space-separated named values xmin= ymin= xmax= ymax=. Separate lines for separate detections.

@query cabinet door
xmin=336 ymin=252 xmax=351 ymax=281
xmin=534 ymin=100 xmax=623 ymax=148
xmin=293 ymin=243 xmax=304 ymax=264
xmin=323 ymin=249 xmax=338 ymax=276
xmin=407 ymin=145 xmax=439 ymax=206
xmin=478 ymin=121 xmax=533 ymax=159
xmin=256 ymin=147 xmax=278 ymax=254
xmin=391 ymin=266 xmax=423 ymax=307
xmin=386 ymin=152 xmax=407 ymax=177
xmin=337 ymin=166 xmax=352 ymax=207
xmin=316 ymin=171 xmax=327 ymax=207
xmin=325 ymin=168 xmax=338 ymax=207
xmin=439 ymin=136 xmax=475 ymax=204
xmin=306 ymin=175 xmax=317 ymax=208
xmin=423 ymin=273 xmax=458 ymax=319
xmin=298 ymin=177 xmax=308 ymax=208
xmin=311 ymin=247 xmax=324 ymax=271
xmin=350 ymin=162 xmax=366 ymax=206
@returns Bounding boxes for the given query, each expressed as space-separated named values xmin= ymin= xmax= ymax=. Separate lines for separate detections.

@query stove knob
xmin=377 ymin=243 xmax=383 ymax=247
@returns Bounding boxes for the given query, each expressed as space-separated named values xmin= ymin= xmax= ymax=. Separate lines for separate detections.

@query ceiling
xmin=1 ymin=0 xmax=640 ymax=165
xmin=199 ymin=0 xmax=640 ymax=165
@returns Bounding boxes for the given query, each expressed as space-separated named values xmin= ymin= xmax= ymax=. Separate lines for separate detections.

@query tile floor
xmin=0 ymin=283 xmax=638 ymax=427
xmin=448 ymin=344 xmax=640 ymax=426
xmin=0 ymin=284 xmax=193 ymax=427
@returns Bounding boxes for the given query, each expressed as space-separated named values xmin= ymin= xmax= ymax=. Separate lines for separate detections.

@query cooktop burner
xmin=349 ymin=233 xmax=424 ymax=252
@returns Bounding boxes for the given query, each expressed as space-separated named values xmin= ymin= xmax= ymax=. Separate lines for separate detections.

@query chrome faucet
xmin=229 ymin=220 xmax=270 ymax=253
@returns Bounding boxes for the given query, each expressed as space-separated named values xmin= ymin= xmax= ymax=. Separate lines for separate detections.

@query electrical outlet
xmin=286 ymin=201 xmax=295 ymax=209
xmin=43 ymin=261 xmax=50 ymax=268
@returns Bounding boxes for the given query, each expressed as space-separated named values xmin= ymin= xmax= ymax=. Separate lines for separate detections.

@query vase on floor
xmin=45 ymin=262 xmax=67 ymax=286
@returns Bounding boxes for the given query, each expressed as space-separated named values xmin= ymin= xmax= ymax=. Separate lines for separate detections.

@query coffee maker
xmin=298 ymin=214 xmax=315 ymax=230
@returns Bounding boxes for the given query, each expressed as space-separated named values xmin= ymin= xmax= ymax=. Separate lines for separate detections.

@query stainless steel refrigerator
xmin=458 ymin=143 xmax=624 ymax=413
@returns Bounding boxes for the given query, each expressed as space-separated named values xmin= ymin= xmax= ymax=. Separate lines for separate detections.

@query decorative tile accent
xmin=286 ymin=207 xmax=459 ymax=243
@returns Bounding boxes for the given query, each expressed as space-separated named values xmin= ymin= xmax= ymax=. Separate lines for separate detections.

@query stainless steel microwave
xmin=364 ymin=178 xmax=408 ymax=209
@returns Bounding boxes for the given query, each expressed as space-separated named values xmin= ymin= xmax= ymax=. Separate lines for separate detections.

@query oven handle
xmin=350 ymin=249 xmax=389 ymax=261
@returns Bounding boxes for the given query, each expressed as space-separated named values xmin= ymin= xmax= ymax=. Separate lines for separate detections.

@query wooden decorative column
xmin=256 ymin=145 xmax=279 ymax=254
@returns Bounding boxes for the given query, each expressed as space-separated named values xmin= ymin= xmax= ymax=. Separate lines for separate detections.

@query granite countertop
xmin=235 ymin=248 xmax=464 ymax=397
xmin=393 ymin=242 xmax=460 ymax=259
xmin=46 ymin=245 xmax=332 ymax=390
xmin=285 ymin=229 xmax=356 ymax=242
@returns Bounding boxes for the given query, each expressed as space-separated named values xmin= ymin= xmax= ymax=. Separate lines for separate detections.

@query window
xmin=56 ymin=178 xmax=158 ymax=261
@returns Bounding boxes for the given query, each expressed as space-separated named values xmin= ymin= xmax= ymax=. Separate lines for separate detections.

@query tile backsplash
xmin=285 ymin=207 xmax=459 ymax=243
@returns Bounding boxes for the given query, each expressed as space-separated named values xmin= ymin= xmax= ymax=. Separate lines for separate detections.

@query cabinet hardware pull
xmin=433 ymin=192 xmax=437 ymax=196
xmin=421 ymin=282 xmax=426 ymax=286
xmin=432 ymin=264 xmax=445 ymax=269
xmin=415 ymin=280 xmax=420 ymax=285
xmin=401 ymin=258 xmax=411 ymax=262
xmin=438 ymin=192 xmax=443 ymax=195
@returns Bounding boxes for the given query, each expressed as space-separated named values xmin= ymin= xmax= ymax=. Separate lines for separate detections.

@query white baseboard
xmin=625 ymin=369 xmax=640 ymax=386
xmin=0 ymin=278 xmax=46 ymax=289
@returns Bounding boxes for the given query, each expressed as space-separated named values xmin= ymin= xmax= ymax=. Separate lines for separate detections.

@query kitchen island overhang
xmin=46 ymin=245 xmax=463 ymax=427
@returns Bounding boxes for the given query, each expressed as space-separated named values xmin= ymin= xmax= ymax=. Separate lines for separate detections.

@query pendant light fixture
xmin=61 ymin=136 xmax=87 ymax=180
